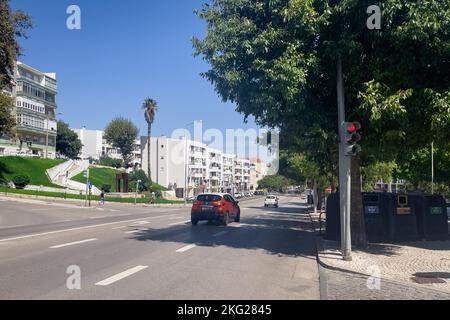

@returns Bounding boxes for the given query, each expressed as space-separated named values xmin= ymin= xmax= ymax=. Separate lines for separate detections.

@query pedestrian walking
xmin=100 ymin=190 xmax=105 ymax=205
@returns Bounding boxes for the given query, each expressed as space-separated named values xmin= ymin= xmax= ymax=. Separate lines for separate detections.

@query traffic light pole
xmin=337 ymin=55 xmax=352 ymax=261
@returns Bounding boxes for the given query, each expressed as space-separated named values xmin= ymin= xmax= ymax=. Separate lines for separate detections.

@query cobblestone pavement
xmin=320 ymin=265 xmax=450 ymax=300
xmin=319 ymin=238 xmax=450 ymax=293
xmin=307 ymin=207 xmax=450 ymax=294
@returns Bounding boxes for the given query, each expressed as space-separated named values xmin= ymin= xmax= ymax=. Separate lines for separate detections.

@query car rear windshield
xmin=266 ymin=196 xmax=276 ymax=199
xmin=197 ymin=195 xmax=222 ymax=202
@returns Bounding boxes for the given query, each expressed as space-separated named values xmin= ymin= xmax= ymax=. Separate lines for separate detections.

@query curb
xmin=0 ymin=193 xmax=188 ymax=208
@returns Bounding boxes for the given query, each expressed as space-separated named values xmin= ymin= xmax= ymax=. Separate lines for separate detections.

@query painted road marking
xmin=168 ymin=220 xmax=191 ymax=226
xmin=213 ymin=231 xmax=228 ymax=237
xmin=176 ymin=244 xmax=196 ymax=253
xmin=0 ymin=217 xmax=155 ymax=243
xmin=95 ymin=265 xmax=148 ymax=286
xmin=0 ymin=224 xmax=25 ymax=229
xmin=124 ymin=228 xmax=149 ymax=234
xmin=50 ymin=238 xmax=98 ymax=249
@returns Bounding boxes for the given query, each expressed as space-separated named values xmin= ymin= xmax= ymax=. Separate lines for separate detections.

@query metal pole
xmin=184 ymin=137 xmax=188 ymax=205
xmin=135 ymin=180 xmax=140 ymax=205
xmin=85 ymin=168 xmax=89 ymax=207
xmin=337 ymin=55 xmax=352 ymax=261
xmin=45 ymin=114 xmax=49 ymax=159
xmin=431 ymin=142 xmax=434 ymax=195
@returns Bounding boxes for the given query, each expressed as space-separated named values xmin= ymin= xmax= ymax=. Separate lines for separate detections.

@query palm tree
xmin=142 ymin=98 xmax=159 ymax=182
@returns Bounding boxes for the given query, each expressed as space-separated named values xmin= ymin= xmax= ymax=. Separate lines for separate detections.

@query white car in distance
xmin=264 ymin=195 xmax=279 ymax=208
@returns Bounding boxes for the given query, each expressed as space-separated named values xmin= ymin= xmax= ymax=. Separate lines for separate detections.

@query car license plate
xmin=202 ymin=206 xmax=214 ymax=211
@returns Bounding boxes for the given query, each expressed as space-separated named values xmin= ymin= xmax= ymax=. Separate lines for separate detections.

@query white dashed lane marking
xmin=95 ymin=266 xmax=149 ymax=286
xmin=176 ymin=244 xmax=196 ymax=253
xmin=50 ymin=238 xmax=98 ymax=249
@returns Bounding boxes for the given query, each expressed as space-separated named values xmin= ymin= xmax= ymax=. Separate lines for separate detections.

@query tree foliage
xmin=0 ymin=0 xmax=32 ymax=88
xmin=0 ymin=93 xmax=15 ymax=137
xmin=257 ymin=174 xmax=291 ymax=191
xmin=104 ymin=117 xmax=139 ymax=166
xmin=56 ymin=121 xmax=82 ymax=159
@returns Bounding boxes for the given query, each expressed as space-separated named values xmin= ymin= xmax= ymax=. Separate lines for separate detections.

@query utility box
xmin=363 ymin=193 xmax=392 ymax=242
xmin=388 ymin=194 xmax=420 ymax=241
xmin=325 ymin=193 xmax=340 ymax=241
xmin=410 ymin=194 xmax=449 ymax=241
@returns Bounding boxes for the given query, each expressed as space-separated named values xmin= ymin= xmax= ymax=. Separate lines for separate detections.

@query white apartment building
xmin=0 ymin=62 xmax=58 ymax=158
xmin=72 ymin=127 xmax=141 ymax=166
xmin=141 ymin=136 xmax=263 ymax=198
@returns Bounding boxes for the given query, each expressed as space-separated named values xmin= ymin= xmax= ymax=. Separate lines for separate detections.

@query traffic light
xmin=344 ymin=121 xmax=362 ymax=156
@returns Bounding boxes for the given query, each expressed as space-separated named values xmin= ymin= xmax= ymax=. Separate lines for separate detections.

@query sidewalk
xmin=309 ymin=211 xmax=450 ymax=294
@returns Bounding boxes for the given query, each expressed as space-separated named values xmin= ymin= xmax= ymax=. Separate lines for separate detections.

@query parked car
xmin=234 ymin=193 xmax=242 ymax=199
xmin=264 ymin=195 xmax=279 ymax=208
xmin=191 ymin=193 xmax=240 ymax=225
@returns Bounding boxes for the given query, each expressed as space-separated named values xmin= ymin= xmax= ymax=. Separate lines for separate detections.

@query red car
xmin=191 ymin=193 xmax=240 ymax=225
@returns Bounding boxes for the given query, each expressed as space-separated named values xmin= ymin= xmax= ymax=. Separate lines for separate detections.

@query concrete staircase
xmin=47 ymin=160 xmax=101 ymax=196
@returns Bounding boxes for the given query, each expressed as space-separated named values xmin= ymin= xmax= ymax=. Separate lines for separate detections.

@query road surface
xmin=0 ymin=195 xmax=320 ymax=299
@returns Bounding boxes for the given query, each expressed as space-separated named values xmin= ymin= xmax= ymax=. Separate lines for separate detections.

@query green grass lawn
xmin=72 ymin=167 xmax=122 ymax=192
xmin=0 ymin=187 xmax=184 ymax=204
xmin=0 ymin=156 xmax=63 ymax=188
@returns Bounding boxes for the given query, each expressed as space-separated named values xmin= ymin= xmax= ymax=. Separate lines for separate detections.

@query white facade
xmin=72 ymin=127 xmax=141 ymax=166
xmin=0 ymin=62 xmax=58 ymax=158
xmin=141 ymin=136 xmax=267 ymax=197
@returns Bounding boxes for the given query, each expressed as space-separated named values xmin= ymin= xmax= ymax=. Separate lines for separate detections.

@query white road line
xmin=124 ymin=228 xmax=149 ymax=234
xmin=168 ymin=220 xmax=190 ymax=226
xmin=134 ymin=221 xmax=150 ymax=225
xmin=0 ymin=217 xmax=154 ymax=243
xmin=176 ymin=244 xmax=196 ymax=253
xmin=95 ymin=265 xmax=148 ymax=286
xmin=50 ymin=238 xmax=98 ymax=249
xmin=0 ymin=224 xmax=25 ymax=229
xmin=213 ymin=231 xmax=228 ymax=237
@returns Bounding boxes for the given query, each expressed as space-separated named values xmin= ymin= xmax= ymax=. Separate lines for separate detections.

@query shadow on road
xmin=129 ymin=203 xmax=317 ymax=259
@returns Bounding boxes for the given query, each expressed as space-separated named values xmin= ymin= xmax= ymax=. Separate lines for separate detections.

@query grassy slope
xmin=72 ymin=167 xmax=121 ymax=192
xmin=0 ymin=156 xmax=63 ymax=188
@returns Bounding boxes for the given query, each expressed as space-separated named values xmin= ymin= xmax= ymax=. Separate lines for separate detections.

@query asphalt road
xmin=0 ymin=195 xmax=320 ymax=300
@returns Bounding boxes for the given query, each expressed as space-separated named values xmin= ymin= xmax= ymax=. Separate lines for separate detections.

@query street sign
xmin=89 ymin=182 xmax=93 ymax=190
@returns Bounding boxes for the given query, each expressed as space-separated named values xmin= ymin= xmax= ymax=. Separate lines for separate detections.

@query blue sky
xmin=11 ymin=0 xmax=261 ymax=143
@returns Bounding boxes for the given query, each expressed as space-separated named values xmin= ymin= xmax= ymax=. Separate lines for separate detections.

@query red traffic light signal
xmin=343 ymin=122 xmax=362 ymax=156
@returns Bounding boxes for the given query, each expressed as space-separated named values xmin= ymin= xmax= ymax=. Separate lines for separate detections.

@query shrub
xmin=12 ymin=174 xmax=31 ymax=189
xmin=99 ymin=156 xmax=123 ymax=168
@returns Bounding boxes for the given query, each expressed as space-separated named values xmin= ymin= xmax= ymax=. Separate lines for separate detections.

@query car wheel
xmin=223 ymin=213 xmax=229 ymax=226
xmin=191 ymin=219 xmax=198 ymax=225
xmin=234 ymin=209 xmax=241 ymax=223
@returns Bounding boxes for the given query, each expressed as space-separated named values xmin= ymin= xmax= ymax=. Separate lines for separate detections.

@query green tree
xmin=142 ymin=98 xmax=158 ymax=181
xmin=0 ymin=93 xmax=15 ymax=137
xmin=56 ymin=121 xmax=82 ymax=159
xmin=0 ymin=0 xmax=32 ymax=137
xmin=362 ymin=161 xmax=398 ymax=192
xmin=193 ymin=0 xmax=450 ymax=246
xmin=0 ymin=0 xmax=32 ymax=88
xmin=104 ymin=117 xmax=139 ymax=167
xmin=257 ymin=175 xmax=291 ymax=191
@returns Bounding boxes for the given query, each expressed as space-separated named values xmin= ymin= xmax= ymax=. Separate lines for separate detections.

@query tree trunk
xmin=147 ymin=124 xmax=152 ymax=183
xmin=350 ymin=155 xmax=366 ymax=247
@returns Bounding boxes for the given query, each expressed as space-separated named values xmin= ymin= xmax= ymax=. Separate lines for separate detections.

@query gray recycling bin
xmin=325 ymin=193 xmax=340 ymax=241
xmin=388 ymin=194 xmax=420 ymax=241
xmin=363 ymin=193 xmax=392 ymax=242
xmin=409 ymin=194 xmax=449 ymax=240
